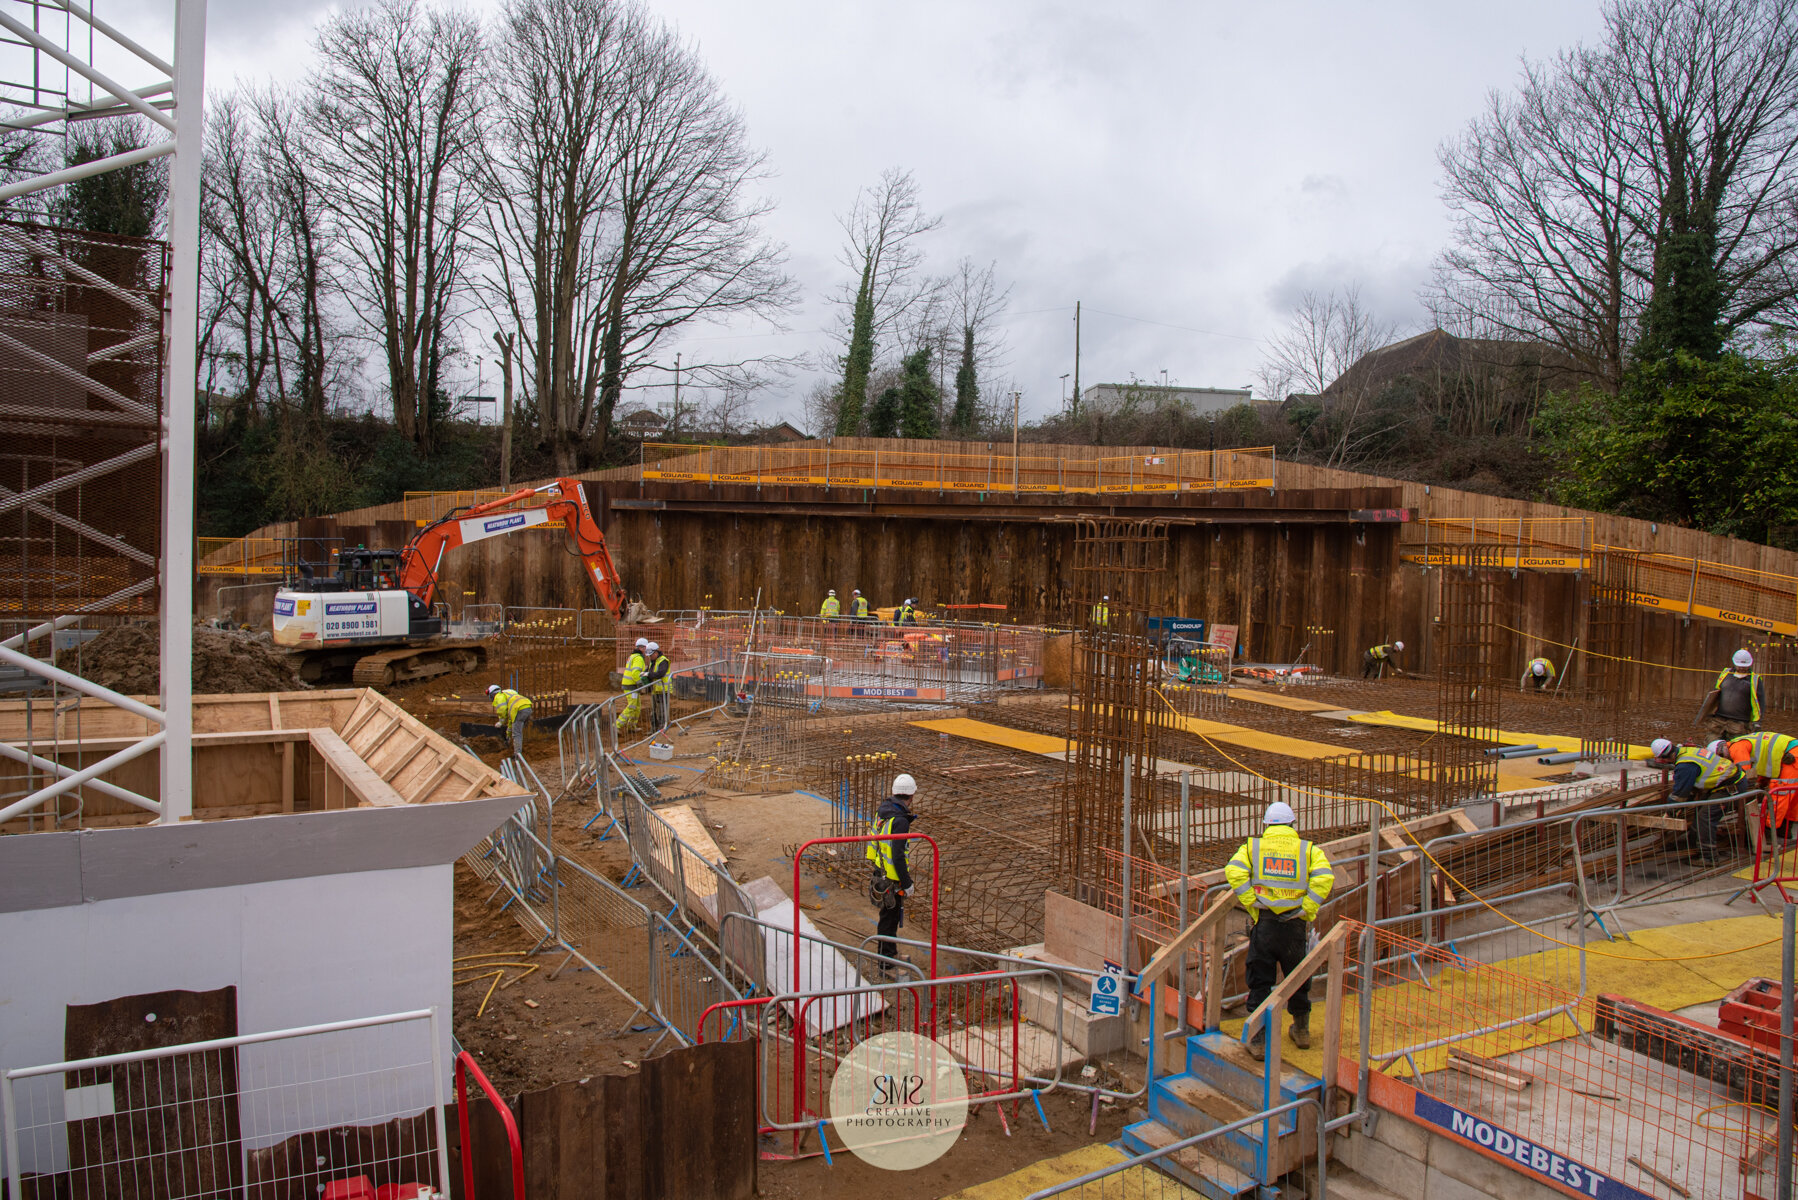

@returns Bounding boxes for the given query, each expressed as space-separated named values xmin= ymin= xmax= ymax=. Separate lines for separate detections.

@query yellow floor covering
xmin=1223 ymin=687 xmax=1347 ymax=713
xmin=1346 ymin=709 xmax=1654 ymax=760
xmin=1215 ymin=913 xmax=1784 ymax=1081
xmin=919 ymin=714 xmax=1553 ymax=793
xmin=941 ymin=1143 xmax=1202 ymax=1199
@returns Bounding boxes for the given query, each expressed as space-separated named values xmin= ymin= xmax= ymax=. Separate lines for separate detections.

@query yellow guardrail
xmin=1400 ymin=516 xmax=1798 ymax=636
xmin=638 ymin=444 xmax=1277 ymax=493
xmin=196 ymin=537 xmax=288 ymax=576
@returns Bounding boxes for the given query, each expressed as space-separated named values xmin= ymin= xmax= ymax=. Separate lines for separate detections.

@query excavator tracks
xmin=350 ymin=643 xmax=485 ymax=688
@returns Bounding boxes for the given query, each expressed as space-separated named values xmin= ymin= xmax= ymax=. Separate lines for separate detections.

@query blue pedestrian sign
xmin=1089 ymin=963 xmax=1124 ymax=1016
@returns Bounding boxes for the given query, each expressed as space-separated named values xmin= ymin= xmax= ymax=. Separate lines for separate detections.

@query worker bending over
xmin=1651 ymin=737 xmax=1748 ymax=863
xmin=1224 ymin=802 xmax=1335 ymax=1059
xmin=850 ymin=589 xmax=871 ymax=619
xmin=487 ymin=684 xmax=534 ymax=757
xmin=1705 ymin=650 xmax=1766 ymax=738
xmin=820 ymin=590 xmax=840 ymax=617
xmin=1362 ymin=641 xmax=1404 ymax=679
xmin=868 ymin=774 xmax=919 ymax=973
xmin=1521 ymin=657 xmax=1556 ymax=691
xmin=1727 ymin=730 xmax=1798 ymax=835
xmin=643 ymin=641 xmax=673 ymax=730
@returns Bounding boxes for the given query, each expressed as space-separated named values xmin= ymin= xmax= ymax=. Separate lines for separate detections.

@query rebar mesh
xmin=1583 ymin=550 xmax=1639 ymax=760
xmin=1434 ymin=545 xmax=1501 ymax=803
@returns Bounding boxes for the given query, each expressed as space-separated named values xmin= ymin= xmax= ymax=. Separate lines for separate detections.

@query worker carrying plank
xmin=820 ymin=589 xmax=841 ymax=617
xmin=868 ymin=773 xmax=919 ymax=974
xmin=1699 ymin=649 xmax=1767 ymax=738
xmin=1651 ymin=737 xmax=1748 ymax=863
xmin=1520 ymin=656 xmax=1556 ymax=691
xmin=487 ymin=684 xmax=533 ymax=757
xmin=1361 ymin=641 xmax=1404 ymax=679
xmin=1224 ymin=801 xmax=1335 ymax=1059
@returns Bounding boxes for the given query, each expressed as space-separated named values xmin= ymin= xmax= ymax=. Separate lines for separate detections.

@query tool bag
xmin=869 ymin=872 xmax=901 ymax=910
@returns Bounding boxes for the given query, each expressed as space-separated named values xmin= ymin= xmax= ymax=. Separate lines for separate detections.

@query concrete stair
xmin=1121 ymin=1030 xmax=1325 ymax=1199
xmin=1322 ymin=1167 xmax=1407 ymax=1199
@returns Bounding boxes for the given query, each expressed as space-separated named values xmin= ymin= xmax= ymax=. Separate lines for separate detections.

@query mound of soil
xmin=59 ymin=624 xmax=306 ymax=695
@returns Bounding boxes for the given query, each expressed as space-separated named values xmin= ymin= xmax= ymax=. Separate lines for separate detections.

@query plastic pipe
xmin=1537 ymin=752 xmax=1584 ymax=765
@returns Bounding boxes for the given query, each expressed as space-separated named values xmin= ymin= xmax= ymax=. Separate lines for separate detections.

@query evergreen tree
xmin=898 ymin=346 xmax=941 ymax=438
xmin=951 ymin=325 xmax=978 ymax=434
xmin=867 ymin=384 xmax=901 ymax=437
xmin=836 ymin=262 xmax=876 ymax=434
xmin=52 ymin=120 xmax=165 ymax=237
xmin=1634 ymin=169 xmax=1727 ymax=363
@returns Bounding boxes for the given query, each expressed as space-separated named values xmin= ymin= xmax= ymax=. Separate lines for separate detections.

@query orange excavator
xmin=272 ymin=478 xmax=632 ymax=686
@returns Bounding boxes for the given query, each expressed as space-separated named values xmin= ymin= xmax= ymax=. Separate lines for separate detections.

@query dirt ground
xmin=58 ymin=622 xmax=306 ymax=694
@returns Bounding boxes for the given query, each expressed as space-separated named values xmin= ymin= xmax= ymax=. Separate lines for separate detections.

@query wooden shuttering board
xmin=335 ymin=689 xmax=514 ymax=805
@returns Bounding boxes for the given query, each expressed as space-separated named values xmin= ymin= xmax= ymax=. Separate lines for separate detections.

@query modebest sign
xmin=1412 ymin=1093 xmax=1656 ymax=1200
xmin=829 ymin=1032 xmax=970 ymax=1169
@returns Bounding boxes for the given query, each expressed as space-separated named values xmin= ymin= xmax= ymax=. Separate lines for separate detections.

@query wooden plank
xmin=307 ymin=728 xmax=408 ymax=808
xmin=1321 ymin=934 xmax=1346 ymax=1095
xmin=267 ymin=695 xmax=281 ymax=730
xmin=640 ymin=1041 xmax=756 ymax=1200
xmin=1044 ymin=889 xmax=1123 ymax=970
xmin=281 ymin=742 xmax=294 ymax=813
xmin=409 ymin=753 xmax=459 ymax=804
xmin=379 ymin=732 xmax=431 ymax=782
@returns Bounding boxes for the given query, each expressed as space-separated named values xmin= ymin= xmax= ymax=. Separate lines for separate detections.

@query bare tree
xmin=254 ymin=89 xmax=338 ymax=421
xmin=201 ymin=95 xmax=286 ymax=408
xmin=944 ymin=258 xmax=1010 ymax=434
xmin=1435 ymin=0 xmax=1798 ymax=385
xmin=1256 ymin=285 xmax=1399 ymax=466
xmin=587 ymin=16 xmax=794 ymax=458
xmin=833 ymin=169 xmax=940 ymax=433
xmin=308 ymin=0 xmax=484 ymax=453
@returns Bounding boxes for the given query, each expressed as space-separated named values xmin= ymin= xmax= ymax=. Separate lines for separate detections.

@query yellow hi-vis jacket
xmin=1224 ymin=824 xmax=1334 ymax=921
xmin=1674 ymin=745 xmax=1739 ymax=791
xmin=866 ymin=815 xmax=901 ymax=880
xmin=820 ymin=596 xmax=841 ymax=616
xmin=622 ymin=651 xmax=647 ymax=690
xmin=1091 ymin=603 xmax=1110 ymax=627
xmin=491 ymin=688 xmax=532 ymax=727
xmin=1731 ymin=731 xmax=1798 ymax=778
xmin=852 ymin=595 xmax=870 ymax=617
xmin=1716 ymin=668 xmax=1764 ymax=722
xmin=1523 ymin=657 xmax=1556 ymax=684
xmin=649 ymin=654 xmax=673 ymax=695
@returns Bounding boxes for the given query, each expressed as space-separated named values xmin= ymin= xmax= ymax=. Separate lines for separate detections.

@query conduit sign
xmin=1090 ymin=962 xmax=1123 ymax=1016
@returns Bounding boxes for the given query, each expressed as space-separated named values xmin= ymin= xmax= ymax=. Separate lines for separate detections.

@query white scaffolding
xmin=0 ymin=0 xmax=205 ymax=826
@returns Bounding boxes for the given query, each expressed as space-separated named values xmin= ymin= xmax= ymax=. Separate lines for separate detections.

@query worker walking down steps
xmin=820 ymin=590 xmax=840 ymax=618
xmin=1225 ymin=801 xmax=1335 ymax=1059
xmin=487 ymin=683 xmax=533 ymax=757
xmin=868 ymin=773 xmax=919 ymax=973
xmin=1521 ymin=656 xmax=1556 ymax=691
xmin=1362 ymin=641 xmax=1404 ymax=679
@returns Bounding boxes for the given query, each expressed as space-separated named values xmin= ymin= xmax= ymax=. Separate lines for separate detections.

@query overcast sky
xmin=103 ymin=0 xmax=1613 ymax=431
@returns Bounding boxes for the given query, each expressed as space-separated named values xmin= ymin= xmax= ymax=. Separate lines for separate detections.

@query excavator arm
xmin=395 ymin=478 xmax=631 ymax=618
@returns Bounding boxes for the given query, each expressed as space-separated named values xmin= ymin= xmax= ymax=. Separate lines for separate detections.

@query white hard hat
xmin=635 ymin=637 xmax=649 ymax=649
xmin=1393 ymin=641 xmax=1405 ymax=651
xmin=1734 ymin=649 xmax=1754 ymax=669
xmin=1650 ymin=738 xmax=1674 ymax=760
xmin=646 ymin=641 xmax=659 ymax=652
xmin=1264 ymin=801 xmax=1296 ymax=827
xmin=828 ymin=589 xmax=836 ymax=596
xmin=1102 ymin=595 xmax=1110 ymax=601
xmin=1705 ymin=739 xmax=1729 ymax=757
xmin=1532 ymin=661 xmax=1548 ymax=675
xmin=853 ymin=589 xmax=861 ymax=595
xmin=892 ymin=773 xmax=917 ymax=796
xmin=487 ymin=684 xmax=500 ymax=696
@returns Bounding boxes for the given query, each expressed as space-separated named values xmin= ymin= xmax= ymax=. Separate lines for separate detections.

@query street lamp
xmin=1060 ymin=373 xmax=1070 ymax=406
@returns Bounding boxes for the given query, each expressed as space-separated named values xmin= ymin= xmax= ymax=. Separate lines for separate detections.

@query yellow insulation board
xmin=941 ymin=1143 xmax=1202 ymax=1200
xmin=909 ymin=717 xmax=1070 ymax=757
xmin=1224 ymin=687 xmax=1347 ymax=712
xmin=1346 ymin=710 xmax=1653 ymax=760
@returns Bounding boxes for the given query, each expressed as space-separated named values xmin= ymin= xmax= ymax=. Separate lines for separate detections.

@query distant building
xmin=755 ymin=421 xmax=810 ymax=443
xmin=1079 ymin=382 xmax=1255 ymax=418
xmin=618 ymin=407 xmax=667 ymax=437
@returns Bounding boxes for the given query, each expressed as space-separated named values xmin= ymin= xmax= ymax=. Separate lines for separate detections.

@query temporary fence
xmin=1 ymin=1010 xmax=449 ymax=1200
xmin=640 ymin=442 xmax=1277 ymax=494
xmin=616 ymin=613 xmax=1048 ymax=706
xmin=1341 ymin=917 xmax=1797 ymax=1200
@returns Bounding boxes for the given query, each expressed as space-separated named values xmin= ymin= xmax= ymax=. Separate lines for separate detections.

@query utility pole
xmin=1072 ymin=301 xmax=1081 ymax=418
xmin=673 ymin=352 xmax=681 ymax=433
xmin=1012 ymin=390 xmax=1021 ymax=493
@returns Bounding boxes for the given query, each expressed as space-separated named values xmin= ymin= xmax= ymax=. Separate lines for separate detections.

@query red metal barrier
xmin=455 ymin=1050 xmax=525 ymax=1200
xmin=792 ymin=833 xmax=940 ymax=994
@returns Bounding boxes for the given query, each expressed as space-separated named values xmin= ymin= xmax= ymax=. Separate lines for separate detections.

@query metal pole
xmin=1179 ymin=771 xmax=1190 ymax=1030
xmin=159 ymin=0 xmax=206 ymax=826
xmin=1778 ymin=902 xmax=1794 ymax=1200
xmin=1359 ymin=802 xmax=1379 ymax=1133
xmin=1121 ymin=755 xmax=1134 ymax=982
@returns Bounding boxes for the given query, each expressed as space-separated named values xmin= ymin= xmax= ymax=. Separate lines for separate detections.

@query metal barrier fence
xmin=1343 ymin=918 xmax=1797 ymax=1200
xmin=2 ymin=1010 xmax=450 ymax=1200
xmin=640 ymin=443 xmax=1277 ymax=494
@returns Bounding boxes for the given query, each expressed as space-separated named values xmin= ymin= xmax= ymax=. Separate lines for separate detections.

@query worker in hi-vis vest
xmin=851 ymin=589 xmax=871 ymax=619
xmin=1651 ymin=737 xmax=1747 ymax=863
xmin=1091 ymin=596 xmax=1111 ymax=627
xmin=1224 ymin=802 xmax=1335 ymax=1059
xmin=487 ymin=684 xmax=534 ymax=756
xmin=867 ymin=774 xmax=918 ymax=973
xmin=643 ymin=641 xmax=673 ymax=730
xmin=1362 ymin=641 xmax=1404 ymax=679
xmin=1521 ymin=656 xmax=1556 ymax=691
xmin=820 ymin=590 xmax=841 ymax=617
xmin=616 ymin=639 xmax=649 ymax=734
xmin=1726 ymin=731 xmax=1798 ymax=834
xmin=1704 ymin=649 xmax=1766 ymax=739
